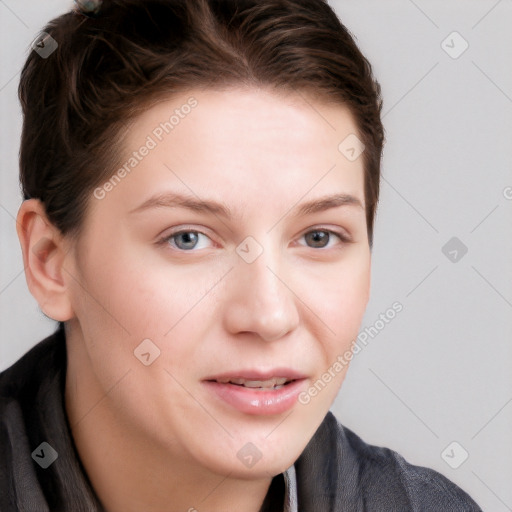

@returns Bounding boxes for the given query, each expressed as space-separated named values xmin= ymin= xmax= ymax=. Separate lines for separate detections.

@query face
xmin=64 ymin=87 xmax=371 ymax=478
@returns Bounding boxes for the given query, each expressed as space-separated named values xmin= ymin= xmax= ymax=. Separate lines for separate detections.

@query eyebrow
xmin=129 ymin=192 xmax=363 ymax=218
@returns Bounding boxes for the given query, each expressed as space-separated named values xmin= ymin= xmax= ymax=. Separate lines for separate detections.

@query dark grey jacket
xmin=0 ymin=327 xmax=482 ymax=511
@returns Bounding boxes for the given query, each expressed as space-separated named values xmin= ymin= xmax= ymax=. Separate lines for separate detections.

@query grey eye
xmin=304 ymin=230 xmax=331 ymax=248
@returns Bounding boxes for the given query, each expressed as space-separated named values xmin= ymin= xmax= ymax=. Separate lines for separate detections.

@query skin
xmin=17 ymin=87 xmax=371 ymax=512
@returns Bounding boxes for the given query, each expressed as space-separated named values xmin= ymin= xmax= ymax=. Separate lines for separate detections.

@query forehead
xmin=94 ymin=87 xmax=366 ymax=218
xmin=128 ymin=86 xmax=361 ymax=156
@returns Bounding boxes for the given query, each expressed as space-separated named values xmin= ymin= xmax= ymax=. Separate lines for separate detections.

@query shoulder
xmin=0 ymin=327 xmax=105 ymax=511
xmin=0 ymin=326 xmax=65 ymax=400
xmin=0 ymin=326 xmax=66 ymax=453
xmin=0 ymin=327 xmax=66 ymax=453
xmin=0 ymin=327 xmax=67 ymax=510
xmin=294 ymin=411 xmax=483 ymax=511
xmin=0 ymin=326 xmax=66 ymax=444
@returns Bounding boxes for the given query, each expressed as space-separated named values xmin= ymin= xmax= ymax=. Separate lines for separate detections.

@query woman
xmin=0 ymin=0 xmax=482 ymax=510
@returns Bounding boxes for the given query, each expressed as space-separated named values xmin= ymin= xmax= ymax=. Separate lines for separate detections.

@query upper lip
xmin=204 ymin=368 xmax=307 ymax=382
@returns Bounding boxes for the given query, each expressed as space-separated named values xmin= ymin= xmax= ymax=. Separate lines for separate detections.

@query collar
xmin=283 ymin=464 xmax=298 ymax=512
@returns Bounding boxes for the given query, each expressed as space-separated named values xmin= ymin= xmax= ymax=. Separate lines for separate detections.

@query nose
xmin=222 ymin=244 xmax=300 ymax=342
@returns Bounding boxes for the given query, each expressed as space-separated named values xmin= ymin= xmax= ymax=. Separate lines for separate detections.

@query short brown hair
xmin=19 ymin=0 xmax=384 ymax=245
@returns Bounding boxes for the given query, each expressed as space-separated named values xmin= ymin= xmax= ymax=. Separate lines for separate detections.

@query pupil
xmin=178 ymin=232 xmax=197 ymax=249
xmin=308 ymin=231 xmax=328 ymax=247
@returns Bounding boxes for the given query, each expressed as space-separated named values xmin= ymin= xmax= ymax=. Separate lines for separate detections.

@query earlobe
xmin=16 ymin=199 xmax=75 ymax=321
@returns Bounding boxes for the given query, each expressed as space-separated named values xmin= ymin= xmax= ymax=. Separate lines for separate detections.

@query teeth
xmin=239 ymin=378 xmax=288 ymax=388
xmin=217 ymin=377 xmax=289 ymax=388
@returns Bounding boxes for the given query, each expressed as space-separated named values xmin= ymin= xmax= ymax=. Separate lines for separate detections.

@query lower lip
xmin=203 ymin=379 xmax=306 ymax=415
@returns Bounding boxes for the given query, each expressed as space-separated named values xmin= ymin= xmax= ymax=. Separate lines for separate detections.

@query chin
xmin=185 ymin=428 xmax=305 ymax=479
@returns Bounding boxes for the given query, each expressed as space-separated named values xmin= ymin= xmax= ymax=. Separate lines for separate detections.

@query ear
xmin=16 ymin=199 xmax=74 ymax=321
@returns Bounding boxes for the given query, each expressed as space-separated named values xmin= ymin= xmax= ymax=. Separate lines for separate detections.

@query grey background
xmin=1 ymin=0 xmax=511 ymax=509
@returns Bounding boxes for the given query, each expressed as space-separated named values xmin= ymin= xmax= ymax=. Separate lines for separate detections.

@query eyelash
xmin=157 ymin=226 xmax=351 ymax=252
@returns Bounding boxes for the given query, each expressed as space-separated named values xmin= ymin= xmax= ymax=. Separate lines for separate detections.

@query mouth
xmin=202 ymin=370 xmax=308 ymax=415
xmin=210 ymin=376 xmax=296 ymax=390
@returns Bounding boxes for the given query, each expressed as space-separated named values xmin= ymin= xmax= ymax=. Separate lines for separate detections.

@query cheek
xmin=116 ymin=262 xmax=221 ymax=336
xmin=70 ymin=250 xmax=219 ymax=381
xmin=309 ymin=251 xmax=370 ymax=354
xmin=69 ymin=232 xmax=173 ymax=332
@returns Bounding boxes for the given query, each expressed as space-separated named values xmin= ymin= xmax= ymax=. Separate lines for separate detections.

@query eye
xmin=158 ymin=227 xmax=350 ymax=253
xmin=298 ymin=229 xmax=349 ymax=249
xmin=160 ymin=229 xmax=213 ymax=251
